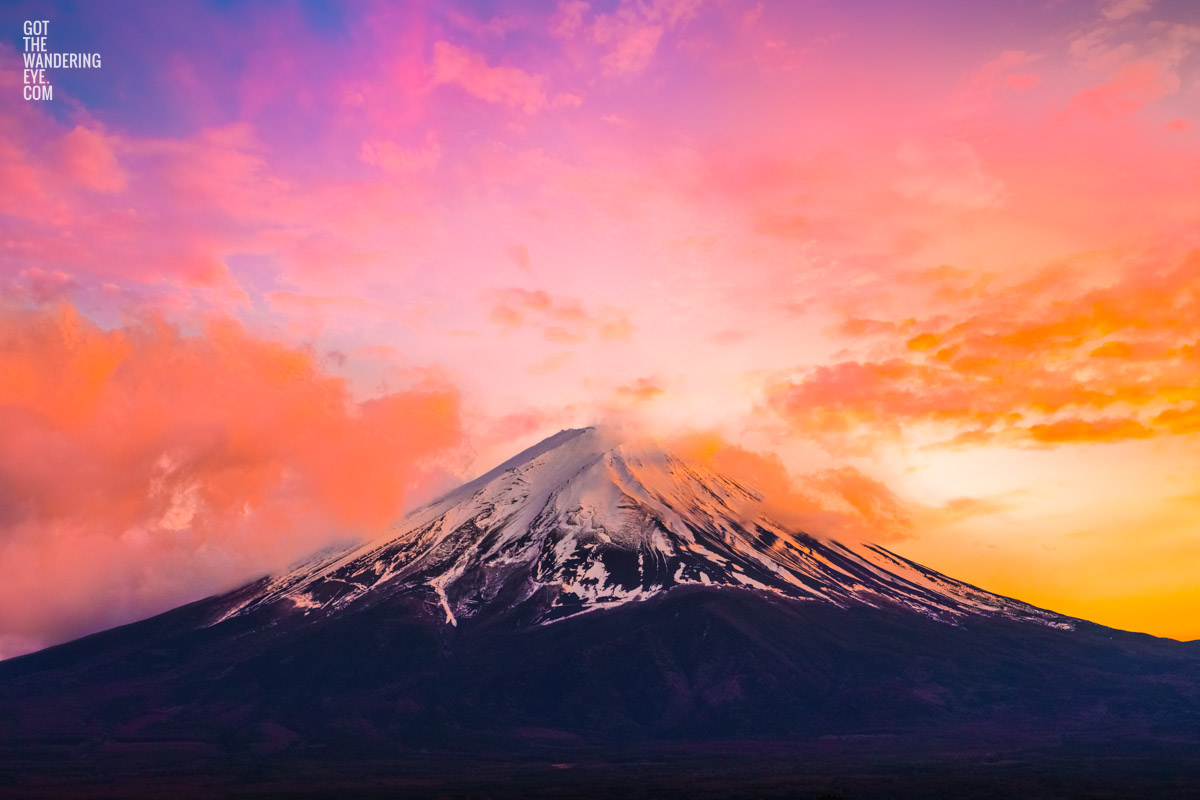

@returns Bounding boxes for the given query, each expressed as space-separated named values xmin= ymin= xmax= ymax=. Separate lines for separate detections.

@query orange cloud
xmin=1027 ymin=417 xmax=1152 ymax=444
xmin=615 ymin=376 xmax=666 ymax=401
xmin=672 ymin=433 xmax=912 ymax=542
xmin=0 ymin=304 xmax=461 ymax=656
xmin=768 ymin=249 xmax=1200 ymax=449
xmin=923 ymin=494 xmax=1020 ymax=524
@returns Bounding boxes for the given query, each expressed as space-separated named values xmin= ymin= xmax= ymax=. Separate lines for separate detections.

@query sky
xmin=1 ymin=0 xmax=1198 ymax=655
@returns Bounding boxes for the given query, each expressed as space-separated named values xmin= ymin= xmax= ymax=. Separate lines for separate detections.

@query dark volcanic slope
xmin=2 ymin=586 xmax=1199 ymax=798
xmin=1 ymin=429 xmax=1199 ymax=798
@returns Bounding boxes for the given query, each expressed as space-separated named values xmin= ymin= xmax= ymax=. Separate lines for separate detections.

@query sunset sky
xmin=2 ymin=0 xmax=1199 ymax=655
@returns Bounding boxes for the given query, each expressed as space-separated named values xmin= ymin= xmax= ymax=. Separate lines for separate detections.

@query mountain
xmin=2 ymin=428 xmax=1199 ymax=799
xmin=211 ymin=426 xmax=1070 ymax=631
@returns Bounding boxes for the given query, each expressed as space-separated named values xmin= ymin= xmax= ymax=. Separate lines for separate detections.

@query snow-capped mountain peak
xmin=215 ymin=428 xmax=1069 ymax=630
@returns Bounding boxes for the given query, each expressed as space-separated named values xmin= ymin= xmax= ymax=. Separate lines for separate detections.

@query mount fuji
xmin=212 ymin=427 xmax=1069 ymax=632
xmin=2 ymin=428 xmax=1199 ymax=798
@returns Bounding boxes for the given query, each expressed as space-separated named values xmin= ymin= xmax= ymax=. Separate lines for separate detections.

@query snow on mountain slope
xmin=213 ymin=428 xmax=1071 ymax=630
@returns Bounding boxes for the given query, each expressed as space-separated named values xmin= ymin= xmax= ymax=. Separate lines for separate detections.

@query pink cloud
xmin=360 ymin=133 xmax=442 ymax=172
xmin=590 ymin=0 xmax=701 ymax=74
xmin=599 ymin=23 xmax=664 ymax=74
xmin=487 ymin=288 xmax=635 ymax=342
xmin=430 ymin=40 xmax=548 ymax=112
xmin=967 ymin=50 xmax=1040 ymax=95
xmin=550 ymin=1 xmax=590 ymax=39
xmin=1102 ymin=0 xmax=1154 ymax=21
xmin=894 ymin=140 xmax=1005 ymax=209
xmin=444 ymin=9 xmax=527 ymax=39
xmin=1066 ymin=59 xmax=1180 ymax=118
xmin=59 ymin=126 xmax=128 ymax=193
xmin=1003 ymin=73 xmax=1039 ymax=90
